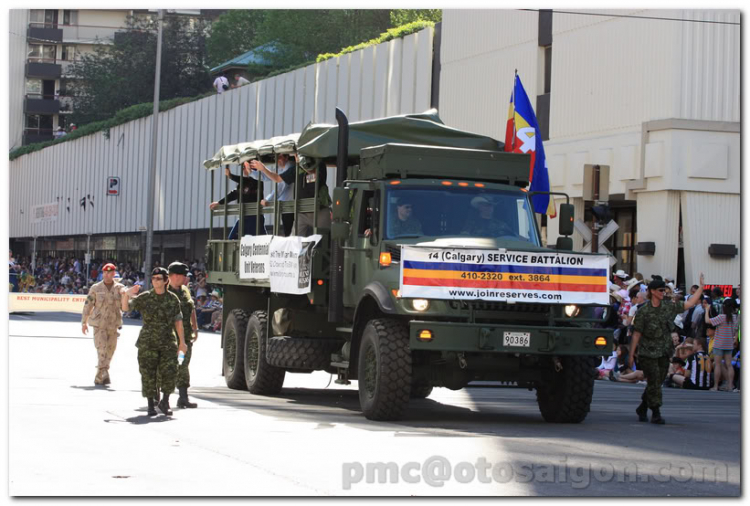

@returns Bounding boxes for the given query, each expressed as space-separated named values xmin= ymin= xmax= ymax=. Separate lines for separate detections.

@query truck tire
xmin=223 ymin=309 xmax=248 ymax=390
xmin=357 ymin=318 xmax=412 ymax=420
xmin=243 ymin=311 xmax=285 ymax=395
xmin=410 ymin=380 xmax=433 ymax=399
xmin=536 ymin=356 xmax=596 ymax=423
xmin=267 ymin=336 xmax=343 ymax=370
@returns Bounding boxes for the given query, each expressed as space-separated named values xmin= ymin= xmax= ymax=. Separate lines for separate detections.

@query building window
xmin=63 ymin=10 xmax=78 ymax=26
xmin=28 ymin=44 xmax=56 ymax=63
xmin=29 ymin=10 xmax=45 ymax=25
xmin=26 ymin=78 xmax=42 ymax=95
xmin=61 ymin=45 xmax=77 ymax=61
xmin=26 ymin=115 xmax=41 ymax=129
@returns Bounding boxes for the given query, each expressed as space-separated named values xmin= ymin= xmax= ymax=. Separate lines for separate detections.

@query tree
xmin=251 ymin=10 xmax=393 ymax=71
xmin=206 ymin=10 xmax=266 ymax=68
xmin=69 ymin=14 xmax=213 ymax=126
xmin=390 ymin=9 xmax=442 ymax=26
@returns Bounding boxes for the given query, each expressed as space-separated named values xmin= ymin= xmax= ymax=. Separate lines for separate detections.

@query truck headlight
xmin=412 ymin=299 xmax=430 ymax=312
xmin=564 ymin=304 xmax=580 ymax=317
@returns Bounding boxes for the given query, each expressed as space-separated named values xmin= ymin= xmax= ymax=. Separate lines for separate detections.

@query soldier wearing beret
xmin=167 ymin=261 xmax=199 ymax=408
xmin=81 ymin=263 xmax=125 ymax=385
xmin=630 ymin=273 xmax=704 ymax=424
xmin=121 ymin=267 xmax=187 ymax=416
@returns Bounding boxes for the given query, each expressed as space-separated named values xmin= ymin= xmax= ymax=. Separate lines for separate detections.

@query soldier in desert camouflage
xmin=81 ymin=263 xmax=125 ymax=385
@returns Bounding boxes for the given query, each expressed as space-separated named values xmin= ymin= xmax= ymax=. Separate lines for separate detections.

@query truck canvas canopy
xmin=203 ymin=110 xmax=504 ymax=169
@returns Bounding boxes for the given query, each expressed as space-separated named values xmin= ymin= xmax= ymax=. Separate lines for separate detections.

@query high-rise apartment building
xmin=9 ymin=9 xmax=209 ymax=150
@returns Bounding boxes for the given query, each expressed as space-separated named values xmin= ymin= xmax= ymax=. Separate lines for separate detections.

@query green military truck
xmin=204 ymin=110 xmax=613 ymax=422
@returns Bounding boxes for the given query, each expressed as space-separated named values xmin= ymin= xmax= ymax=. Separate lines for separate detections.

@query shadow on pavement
xmin=70 ymin=385 xmax=118 ymax=393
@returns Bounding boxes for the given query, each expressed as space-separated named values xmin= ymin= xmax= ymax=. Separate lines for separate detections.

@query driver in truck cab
xmin=388 ymin=197 xmax=423 ymax=237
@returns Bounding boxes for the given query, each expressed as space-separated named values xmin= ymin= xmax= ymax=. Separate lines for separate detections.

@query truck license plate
xmin=503 ymin=332 xmax=530 ymax=347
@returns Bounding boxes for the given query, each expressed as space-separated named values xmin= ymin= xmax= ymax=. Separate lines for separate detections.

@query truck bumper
xmin=409 ymin=321 xmax=613 ymax=356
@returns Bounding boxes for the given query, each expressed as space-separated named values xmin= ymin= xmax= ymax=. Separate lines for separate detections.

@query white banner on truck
xmin=269 ymin=235 xmax=322 ymax=294
xmin=239 ymin=235 xmax=273 ymax=280
xmin=400 ymin=247 xmax=610 ymax=305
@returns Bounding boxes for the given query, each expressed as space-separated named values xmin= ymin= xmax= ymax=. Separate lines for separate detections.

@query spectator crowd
xmin=9 ymin=251 xmax=225 ymax=333
xmin=595 ymin=269 xmax=740 ymax=393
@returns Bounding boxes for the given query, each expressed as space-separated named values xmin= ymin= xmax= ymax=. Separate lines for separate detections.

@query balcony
xmin=23 ymin=129 xmax=56 ymax=146
xmin=27 ymin=24 xmax=63 ymax=43
xmin=62 ymin=23 xmax=118 ymax=44
xmin=26 ymin=60 xmax=62 ymax=79
xmin=24 ymin=94 xmax=62 ymax=115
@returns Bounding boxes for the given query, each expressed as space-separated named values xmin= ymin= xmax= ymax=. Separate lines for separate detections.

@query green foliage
xmin=10 ymin=93 xmax=213 ymax=160
xmin=390 ymin=9 xmax=442 ymax=26
xmin=316 ymin=20 xmax=435 ymax=63
xmin=68 ymin=14 xmax=213 ymax=127
xmin=251 ymin=10 xmax=393 ymax=72
xmin=206 ymin=10 xmax=266 ymax=68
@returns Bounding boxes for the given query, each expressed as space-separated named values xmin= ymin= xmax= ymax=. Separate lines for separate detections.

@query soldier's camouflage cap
xmin=168 ymin=262 xmax=189 ymax=275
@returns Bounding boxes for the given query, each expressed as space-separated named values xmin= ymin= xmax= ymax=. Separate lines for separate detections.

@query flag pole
xmin=512 ymin=69 xmax=518 ymax=151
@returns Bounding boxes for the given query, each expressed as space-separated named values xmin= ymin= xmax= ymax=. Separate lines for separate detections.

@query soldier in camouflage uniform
xmin=81 ymin=263 xmax=125 ymax=385
xmin=630 ymin=274 xmax=704 ymax=424
xmin=462 ymin=196 xmax=516 ymax=237
xmin=121 ymin=267 xmax=187 ymax=416
xmin=167 ymin=262 xmax=199 ymax=409
xmin=388 ymin=198 xmax=423 ymax=237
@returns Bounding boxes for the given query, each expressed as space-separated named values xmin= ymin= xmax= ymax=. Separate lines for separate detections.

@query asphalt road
xmin=8 ymin=312 xmax=741 ymax=496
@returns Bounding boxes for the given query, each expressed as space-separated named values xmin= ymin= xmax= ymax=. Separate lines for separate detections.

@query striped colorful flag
xmin=504 ymin=74 xmax=555 ymax=217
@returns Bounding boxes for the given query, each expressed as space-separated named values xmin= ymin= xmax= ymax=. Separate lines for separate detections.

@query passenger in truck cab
xmin=461 ymin=196 xmax=515 ymax=238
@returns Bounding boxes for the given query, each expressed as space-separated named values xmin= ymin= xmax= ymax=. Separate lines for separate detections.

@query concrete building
xmin=9 ymin=9 xmax=207 ymax=150
xmin=438 ymin=9 xmax=740 ymax=288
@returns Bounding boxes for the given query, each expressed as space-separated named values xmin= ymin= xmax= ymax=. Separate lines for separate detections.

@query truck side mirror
xmin=332 ymin=187 xmax=349 ymax=221
xmin=558 ymin=203 xmax=574 ymax=236
xmin=331 ymin=222 xmax=351 ymax=242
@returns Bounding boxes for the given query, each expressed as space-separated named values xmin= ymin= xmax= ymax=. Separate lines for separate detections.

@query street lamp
xmin=144 ymin=9 xmax=164 ymax=291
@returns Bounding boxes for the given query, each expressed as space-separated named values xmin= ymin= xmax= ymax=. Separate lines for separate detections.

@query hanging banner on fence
xmin=400 ymin=247 xmax=610 ymax=304
xmin=269 ymin=235 xmax=322 ymax=294
xmin=9 ymin=293 xmax=87 ymax=313
xmin=239 ymin=235 xmax=273 ymax=280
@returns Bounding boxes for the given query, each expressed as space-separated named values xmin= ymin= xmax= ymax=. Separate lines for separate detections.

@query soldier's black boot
xmin=147 ymin=398 xmax=157 ymax=417
xmin=650 ymin=407 xmax=665 ymax=425
xmin=635 ymin=401 xmax=648 ymax=422
xmin=157 ymin=393 xmax=173 ymax=416
xmin=177 ymin=387 xmax=198 ymax=409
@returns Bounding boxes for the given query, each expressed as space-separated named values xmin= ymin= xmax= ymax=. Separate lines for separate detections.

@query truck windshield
xmin=384 ymin=186 xmax=541 ymax=246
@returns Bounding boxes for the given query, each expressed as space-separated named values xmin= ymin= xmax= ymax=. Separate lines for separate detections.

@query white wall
xmin=9 ymin=28 xmax=435 ymax=239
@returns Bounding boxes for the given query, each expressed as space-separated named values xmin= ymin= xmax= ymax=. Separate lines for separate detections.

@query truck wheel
xmin=223 ymin=309 xmax=248 ymax=390
xmin=267 ymin=336 xmax=343 ymax=370
xmin=536 ymin=356 xmax=596 ymax=423
xmin=244 ymin=311 xmax=285 ymax=395
xmin=358 ymin=318 xmax=412 ymax=420
xmin=410 ymin=380 xmax=433 ymax=399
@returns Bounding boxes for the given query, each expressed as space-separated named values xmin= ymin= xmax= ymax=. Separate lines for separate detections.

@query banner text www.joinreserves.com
xmin=447 ymin=290 xmax=563 ymax=301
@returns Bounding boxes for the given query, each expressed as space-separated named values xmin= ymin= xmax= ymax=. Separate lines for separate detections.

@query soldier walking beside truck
xmin=121 ymin=267 xmax=187 ymax=416
xmin=167 ymin=262 xmax=199 ymax=408
xmin=630 ymin=274 xmax=704 ymax=424
xmin=81 ymin=263 xmax=125 ymax=386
